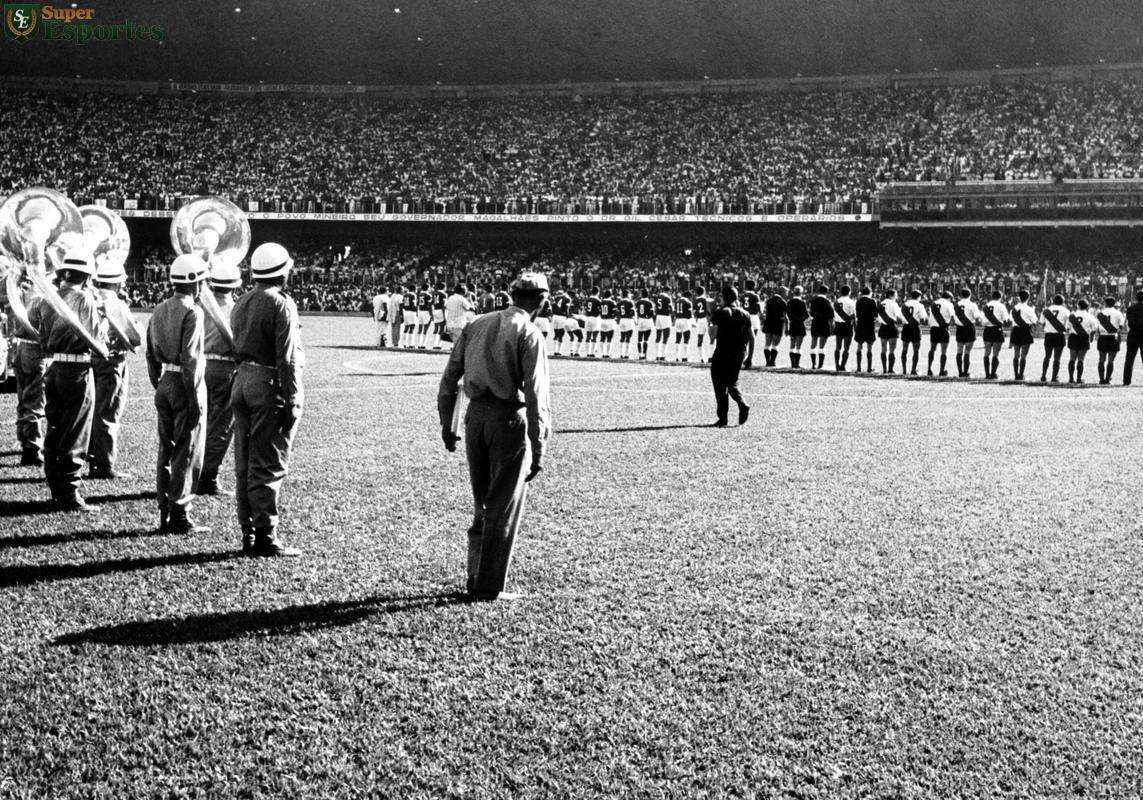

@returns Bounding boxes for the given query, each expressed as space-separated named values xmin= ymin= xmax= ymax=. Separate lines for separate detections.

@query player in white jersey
xmin=952 ymin=289 xmax=984 ymax=379
xmin=1066 ymin=299 xmax=1100 ymax=384
xmin=980 ymin=290 xmax=1011 ymax=380
xmin=876 ymin=289 xmax=906 ymax=374
xmin=899 ymin=289 xmax=928 ymax=377
xmin=1038 ymin=294 xmax=1070 ymax=382
xmin=926 ymin=291 xmax=954 ymax=377
xmin=1008 ymin=290 xmax=1037 ymax=381
xmin=831 ymin=285 xmax=856 ymax=371
xmin=1094 ymin=296 xmax=1127 ymax=385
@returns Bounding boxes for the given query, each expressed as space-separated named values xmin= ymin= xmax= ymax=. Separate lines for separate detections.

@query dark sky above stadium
xmin=5 ymin=0 xmax=1143 ymax=85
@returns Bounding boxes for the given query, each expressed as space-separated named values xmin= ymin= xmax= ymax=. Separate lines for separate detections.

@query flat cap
xmin=510 ymin=272 xmax=550 ymax=294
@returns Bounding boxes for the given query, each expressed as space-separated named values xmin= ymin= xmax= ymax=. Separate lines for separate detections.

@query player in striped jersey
xmin=672 ymin=293 xmax=694 ymax=361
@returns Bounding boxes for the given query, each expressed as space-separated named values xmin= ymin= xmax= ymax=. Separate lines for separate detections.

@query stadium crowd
xmin=3 ymin=79 xmax=1143 ymax=213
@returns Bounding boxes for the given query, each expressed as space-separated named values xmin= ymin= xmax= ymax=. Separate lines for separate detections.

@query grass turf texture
xmin=2 ymin=315 xmax=1142 ymax=798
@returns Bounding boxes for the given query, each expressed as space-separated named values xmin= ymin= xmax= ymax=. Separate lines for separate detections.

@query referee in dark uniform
xmin=709 ymin=287 xmax=754 ymax=428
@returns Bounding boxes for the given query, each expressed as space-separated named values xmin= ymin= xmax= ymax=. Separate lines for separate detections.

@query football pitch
xmin=2 ymin=315 xmax=1141 ymax=798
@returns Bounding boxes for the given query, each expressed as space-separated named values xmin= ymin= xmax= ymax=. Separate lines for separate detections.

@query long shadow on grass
xmin=0 ymin=476 xmax=42 ymax=484
xmin=0 ymin=527 xmax=170 ymax=550
xmin=558 ymin=423 xmax=713 ymax=434
xmin=0 ymin=491 xmax=155 ymax=517
xmin=0 ymin=551 xmax=239 ymax=588
xmin=54 ymin=591 xmax=469 ymax=647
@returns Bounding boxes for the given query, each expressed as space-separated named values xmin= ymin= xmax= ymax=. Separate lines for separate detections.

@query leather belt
xmin=52 ymin=353 xmax=91 ymax=364
xmin=14 ymin=337 xmax=38 ymax=346
xmin=239 ymin=361 xmax=276 ymax=371
xmin=161 ymin=363 xmax=182 ymax=374
xmin=206 ymin=353 xmax=237 ymax=362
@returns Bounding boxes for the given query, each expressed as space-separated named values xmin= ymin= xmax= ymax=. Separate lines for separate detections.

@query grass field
xmin=2 ymin=314 xmax=1143 ymax=798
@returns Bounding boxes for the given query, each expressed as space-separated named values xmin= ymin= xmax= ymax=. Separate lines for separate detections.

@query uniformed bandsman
xmin=146 ymin=254 xmax=210 ymax=533
xmin=230 ymin=243 xmax=305 ymax=557
xmin=899 ymin=289 xmax=928 ymax=377
xmin=980 ymin=290 xmax=1011 ymax=380
xmin=1066 ymin=298 xmax=1099 ymax=384
xmin=39 ymin=248 xmax=107 ymax=511
xmin=1095 ymin=296 xmax=1126 ymax=385
xmin=14 ymin=279 xmax=51 ymax=467
xmin=1009 ymin=290 xmax=1037 ymax=381
xmin=1039 ymin=294 xmax=1070 ymax=383
xmin=953 ymin=289 xmax=984 ymax=379
xmin=438 ymin=272 xmax=551 ymax=601
xmin=832 ymin=285 xmax=856 ymax=371
xmin=87 ymin=255 xmax=139 ymax=479
xmin=195 ymin=261 xmax=241 ymax=496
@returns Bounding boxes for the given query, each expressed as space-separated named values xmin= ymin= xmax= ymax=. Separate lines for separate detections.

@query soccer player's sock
xmin=1106 ymin=362 xmax=1114 ymax=383
xmin=888 ymin=353 xmax=895 ymax=373
xmin=1076 ymin=362 xmax=1084 ymax=382
xmin=1068 ymin=361 xmax=1076 ymax=382
xmin=1042 ymin=357 xmax=1050 ymax=380
xmin=866 ymin=352 xmax=872 ymax=372
xmin=880 ymin=353 xmax=887 ymax=373
xmin=991 ymin=356 xmax=999 ymax=378
xmin=955 ymin=353 xmax=963 ymax=376
xmin=982 ymin=355 xmax=990 ymax=377
xmin=939 ymin=354 xmax=947 ymax=374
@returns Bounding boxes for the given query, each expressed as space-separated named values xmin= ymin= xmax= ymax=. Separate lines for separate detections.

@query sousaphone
xmin=171 ymin=196 xmax=250 ymax=351
xmin=0 ymin=187 xmax=109 ymax=358
xmin=80 ymin=204 xmax=142 ymax=351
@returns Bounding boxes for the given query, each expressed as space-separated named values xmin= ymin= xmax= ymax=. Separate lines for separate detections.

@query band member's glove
xmin=525 ymin=459 xmax=543 ymax=482
xmin=442 ymin=428 xmax=460 ymax=452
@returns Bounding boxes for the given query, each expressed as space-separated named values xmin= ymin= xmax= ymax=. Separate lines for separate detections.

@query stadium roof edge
xmin=4 ymin=61 xmax=1143 ymax=98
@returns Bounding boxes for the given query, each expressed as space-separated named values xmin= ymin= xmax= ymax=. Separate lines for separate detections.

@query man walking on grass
xmin=709 ymin=286 xmax=754 ymax=428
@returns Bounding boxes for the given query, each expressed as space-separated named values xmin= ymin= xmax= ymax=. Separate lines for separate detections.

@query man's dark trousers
xmin=711 ymin=355 xmax=747 ymax=423
xmin=88 ymin=352 xmax=129 ymax=474
xmin=44 ymin=362 xmax=94 ymax=502
xmin=1124 ymin=335 xmax=1143 ymax=385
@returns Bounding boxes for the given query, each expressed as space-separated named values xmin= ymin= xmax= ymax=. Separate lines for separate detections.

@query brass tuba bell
xmin=0 ymin=187 xmax=108 ymax=357
xmin=171 ymin=196 xmax=250 ymax=350
xmin=80 ymin=205 xmax=141 ymax=351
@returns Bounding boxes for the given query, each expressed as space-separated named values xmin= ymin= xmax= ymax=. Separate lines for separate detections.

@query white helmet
xmin=209 ymin=260 xmax=242 ymax=290
xmin=58 ymin=247 xmax=96 ymax=277
xmin=169 ymin=254 xmax=209 ymax=285
xmin=94 ymin=257 xmax=127 ymax=285
xmin=250 ymin=242 xmax=293 ymax=280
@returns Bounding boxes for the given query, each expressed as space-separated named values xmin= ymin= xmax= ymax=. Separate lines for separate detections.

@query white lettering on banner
xmin=114 ymin=209 xmax=875 ymax=223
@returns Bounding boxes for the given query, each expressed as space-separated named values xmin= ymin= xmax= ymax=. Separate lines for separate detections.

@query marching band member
xmin=230 ymin=243 xmax=305 ymax=557
xmin=832 ymin=285 xmax=856 ymax=371
xmin=550 ymin=286 xmax=572 ymax=356
xmin=653 ymin=287 xmax=673 ymax=361
xmin=807 ymin=285 xmax=833 ymax=370
xmin=14 ymin=278 xmax=49 ymax=467
xmin=899 ymin=289 xmax=928 ymax=377
xmin=672 ymin=291 xmax=694 ymax=362
xmin=980 ymin=290 xmax=1011 ymax=380
xmin=1122 ymin=291 xmax=1143 ymax=385
xmin=1009 ymin=290 xmax=1037 ymax=381
xmin=40 ymin=248 xmax=107 ymax=511
xmin=195 ymin=261 xmax=241 ymax=495
xmin=617 ymin=290 xmax=637 ymax=359
xmin=1066 ymin=299 xmax=1099 ymax=384
xmin=636 ymin=288 xmax=655 ymax=359
xmin=693 ymin=286 xmax=711 ymax=361
xmin=853 ymin=286 xmax=877 ymax=373
xmin=598 ymin=289 xmax=617 ymax=358
xmin=87 ymin=256 xmax=138 ymax=480
xmin=1095 ymin=296 xmax=1126 ymax=385
xmin=876 ymin=288 xmax=906 ymax=374
xmin=762 ymin=288 xmax=787 ymax=367
xmin=926 ymin=291 xmax=954 ymax=377
xmin=583 ymin=287 xmax=603 ymax=357
xmin=146 ymin=254 xmax=210 ymax=532
xmin=786 ymin=285 xmax=808 ymax=369
xmin=1039 ymin=294 xmax=1070 ymax=383
xmin=953 ymin=289 xmax=984 ymax=379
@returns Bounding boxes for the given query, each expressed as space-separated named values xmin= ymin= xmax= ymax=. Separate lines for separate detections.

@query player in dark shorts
xmin=853 ymin=286 xmax=878 ymax=373
xmin=616 ymin=291 xmax=637 ymax=359
xmin=430 ymin=284 xmax=448 ymax=349
xmin=653 ymin=289 xmax=673 ymax=361
xmin=831 ymin=286 xmax=856 ymax=371
xmin=742 ymin=280 xmax=763 ymax=340
xmin=786 ymin=285 xmax=809 ymax=369
xmin=673 ymin=292 xmax=694 ymax=361
xmin=635 ymin=289 xmax=655 ymax=359
xmin=807 ymin=285 xmax=833 ymax=370
xmin=953 ymin=288 xmax=983 ymax=378
xmin=762 ymin=289 xmax=787 ymax=367
xmin=927 ymin=291 xmax=954 ymax=377
xmin=1038 ymin=294 xmax=1070 ymax=382
xmin=1008 ymin=290 xmax=1037 ymax=381
xmin=709 ymin=286 xmax=754 ymax=428
xmin=1066 ymin=299 xmax=1099 ymax=384
xmin=899 ymin=289 xmax=928 ymax=376
xmin=693 ymin=287 xmax=712 ymax=361
xmin=550 ymin=287 xmax=572 ymax=356
xmin=1095 ymin=297 xmax=1126 ymax=384
xmin=599 ymin=289 xmax=617 ymax=358
xmin=876 ymin=289 xmax=906 ymax=374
